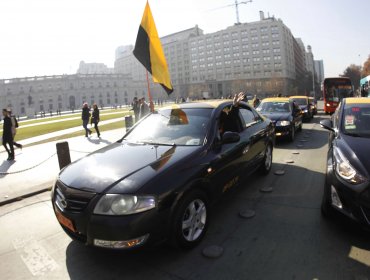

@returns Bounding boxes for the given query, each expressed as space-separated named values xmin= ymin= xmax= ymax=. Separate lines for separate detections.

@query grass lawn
xmin=13 ymin=111 xmax=133 ymax=141
xmin=18 ymin=107 xmax=131 ymax=126
xmin=24 ymin=120 xmax=126 ymax=147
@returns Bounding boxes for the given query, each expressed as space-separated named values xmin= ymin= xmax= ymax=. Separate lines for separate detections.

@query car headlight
xmin=276 ymin=120 xmax=290 ymax=126
xmin=326 ymin=103 xmax=330 ymax=107
xmin=304 ymin=109 xmax=308 ymax=112
xmin=333 ymin=147 xmax=367 ymax=185
xmin=94 ymin=194 xmax=156 ymax=215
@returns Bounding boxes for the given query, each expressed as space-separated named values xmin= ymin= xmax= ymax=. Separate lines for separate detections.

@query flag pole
xmin=146 ymin=70 xmax=154 ymax=112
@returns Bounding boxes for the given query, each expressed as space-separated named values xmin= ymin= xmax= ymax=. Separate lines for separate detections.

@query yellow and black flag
xmin=133 ymin=1 xmax=173 ymax=94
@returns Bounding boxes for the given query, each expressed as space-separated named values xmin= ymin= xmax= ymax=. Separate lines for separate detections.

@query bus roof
xmin=323 ymin=77 xmax=352 ymax=85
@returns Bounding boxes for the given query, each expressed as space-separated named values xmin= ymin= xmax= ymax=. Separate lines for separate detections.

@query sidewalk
xmin=0 ymin=128 xmax=126 ymax=205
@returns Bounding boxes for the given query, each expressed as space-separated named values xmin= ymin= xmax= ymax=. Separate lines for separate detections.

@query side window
xmin=239 ymin=107 xmax=257 ymax=128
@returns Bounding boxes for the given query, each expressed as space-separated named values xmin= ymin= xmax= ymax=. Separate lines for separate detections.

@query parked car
xmin=256 ymin=97 xmax=303 ymax=142
xmin=308 ymin=97 xmax=318 ymax=115
xmin=290 ymin=96 xmax=314 ymax=121
xmin=320 ymin=98 xmax=370 ymax=226
xmin=52 ymin=100 xmax=275 ymax=249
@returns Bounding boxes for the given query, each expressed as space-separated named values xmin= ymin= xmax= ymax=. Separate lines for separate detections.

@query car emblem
xmin=60 ymin=198 xmax=68 ymax=209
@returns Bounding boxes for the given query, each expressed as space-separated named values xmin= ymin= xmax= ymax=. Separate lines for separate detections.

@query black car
xmin=320 ymin=97 xmax=370 ymax=226
xmin=52 ymin=100 xmax=275 ymax=249
xmin=290 ymin=96 xmax=313 ymax=121
xmin=256 ymin=97 xmax=303 ymax=142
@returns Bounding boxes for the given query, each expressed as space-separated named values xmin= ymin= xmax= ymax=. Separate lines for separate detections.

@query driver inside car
xmin=218 ymin=92 xmax=245 ymax=135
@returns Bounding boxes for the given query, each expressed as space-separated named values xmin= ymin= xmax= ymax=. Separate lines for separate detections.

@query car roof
xmin=160 ymin=99 xmax=233 ymax=110
xmin=290 ymin=95 xmax=308 ymax=99
xmin=262 ymin=97 xmax=290 ymax=102
xmin=345 ymin=97 xmax=370 ymax=105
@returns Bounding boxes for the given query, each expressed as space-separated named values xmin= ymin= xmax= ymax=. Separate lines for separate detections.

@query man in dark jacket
xmin=82 ymin=103 xmax=92 ymax=137
xmin=2 ymin=109 xmax=14 ymax=160
xmin=132 ymin=97 xmax=140 ymax=122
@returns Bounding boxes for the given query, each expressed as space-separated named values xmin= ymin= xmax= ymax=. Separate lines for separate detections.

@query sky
xmin=0 ymin=0 xmax=369 ymax=79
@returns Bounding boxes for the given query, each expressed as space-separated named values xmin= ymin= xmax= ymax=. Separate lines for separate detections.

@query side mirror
xmin=222 ymin=131 xmax=240 ymax=144
xmin=320 ymin=119 xmax=334 ymax=132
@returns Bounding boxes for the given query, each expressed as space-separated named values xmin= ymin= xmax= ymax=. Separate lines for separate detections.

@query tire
xmin=259 ymin=143 xmax=273 ymax=175
xmin=289 ymin=125 xmax=295 ymax=142
xmin=171 ymin=190 xmax=209 ymax=249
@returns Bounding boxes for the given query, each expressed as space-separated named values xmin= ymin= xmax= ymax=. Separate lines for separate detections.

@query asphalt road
xmin=0 ymin=112 xmax=369 ymax=280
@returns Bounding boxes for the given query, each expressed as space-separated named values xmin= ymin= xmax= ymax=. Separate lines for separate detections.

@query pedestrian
xmin=81 ymin=103 xmax=92 ymax=137
xmin=131 ymin=97 xmax=140 ymax=122
xmin=2 ymin=109 xmax=14 ymax=160
xmin=7 ymin=109 xmax=22 ymax=150
xmin=91 ymin=103 xmax=100 ymax=137
xmin=252 ymin=95 xmax=260 ymax=108
xmin=139 ymin=97 xmax=150 ymax=119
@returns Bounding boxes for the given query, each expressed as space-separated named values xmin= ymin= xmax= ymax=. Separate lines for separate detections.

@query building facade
xmin=77 ymin=61 xmax=114 ymax=74
xmin=314 ymin=60 xmax=325 ymax=85
xmin=115 ymin=12 xmax=313 ymax=99
xmin=0 ymin=74 xmax=145 ymax=116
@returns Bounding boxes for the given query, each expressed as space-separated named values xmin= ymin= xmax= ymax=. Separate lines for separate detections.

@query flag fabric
xmin=133 ymin=1 xmax=173 ymax=94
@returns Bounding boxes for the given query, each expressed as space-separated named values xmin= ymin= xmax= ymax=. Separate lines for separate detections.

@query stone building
xmin=0 ymin=74 xmax=145 ymax=116
xmin=114 ymin=12 xmax=316 ymax=99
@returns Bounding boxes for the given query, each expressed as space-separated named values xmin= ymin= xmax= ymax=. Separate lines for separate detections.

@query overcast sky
xmin=0 ymin=0 xmax=369 ymax=79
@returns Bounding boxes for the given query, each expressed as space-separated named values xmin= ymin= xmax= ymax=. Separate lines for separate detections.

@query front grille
xmin=55 ymin=181 xmax=96 ymax=213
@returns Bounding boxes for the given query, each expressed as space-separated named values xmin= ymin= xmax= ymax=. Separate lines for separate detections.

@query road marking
xmin=12 ymin=237 xmax=58 ymax=276
xmin=349 ymin=246 xmax=370 ymax=267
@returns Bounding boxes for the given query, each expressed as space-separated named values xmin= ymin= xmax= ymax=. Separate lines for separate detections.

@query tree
xmin=341 ymin=64 xmax=361 ymax=90
xmin=362 ymin=55 xmax=370 ymax=77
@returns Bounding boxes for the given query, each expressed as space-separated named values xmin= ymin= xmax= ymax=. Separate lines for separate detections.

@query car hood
xmin=59 ymin=141 xmax=200 ymax=193
xmin=338 ymin=135 xmax=370 ymax=177
xmin=260 ymin=112 xmax=291 ymax=122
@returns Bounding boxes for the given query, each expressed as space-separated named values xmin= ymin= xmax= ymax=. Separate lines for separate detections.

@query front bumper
xmin=326 ymin=165 xmax=370 ymax=226
xmin=52 ymin=181 xmax=169 ymax=249
xmin=274 ymin=125 xmax=291 ymax=137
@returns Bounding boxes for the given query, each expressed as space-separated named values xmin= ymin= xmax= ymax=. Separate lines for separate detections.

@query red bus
xmin=322 ymin=77 xmax=353 ymax=114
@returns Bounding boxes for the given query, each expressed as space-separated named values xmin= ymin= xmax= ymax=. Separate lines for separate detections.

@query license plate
xmin=55 ymin=207 xmax=76 ymax=233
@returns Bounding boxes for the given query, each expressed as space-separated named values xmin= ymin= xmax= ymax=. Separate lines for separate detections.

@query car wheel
xmin=259 ymin=143 xmax=273 ymax=175
xmin=289 ymin=125 xmax=295 ymax=142
xmin=171 ymin=190 xmax=209 ymax=249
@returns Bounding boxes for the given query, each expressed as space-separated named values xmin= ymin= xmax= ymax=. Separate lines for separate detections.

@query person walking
xmin=2 ymin=109 xmax=14 ymax=160
xmin=82 ymin=103 xmax=92 ymax=137
xmin=131 ymin=97 xmax=140 ymax=122
xmin=8 ymin=109 xmax=22 ymax=150
xmin=91 ymin=103 xmax=100 ymax=137
xmin=139 ymin=97 xmax=150 ymax=120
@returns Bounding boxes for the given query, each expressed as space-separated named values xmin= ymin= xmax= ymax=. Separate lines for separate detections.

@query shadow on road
xmin=0 ymin=160 xmax=16 ymax=178
xmin=64 ymin=162 xmax=370 ymax=279
xmin=276 ymin=114 xmax=330 ymax=150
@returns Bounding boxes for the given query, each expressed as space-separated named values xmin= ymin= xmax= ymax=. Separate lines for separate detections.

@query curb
xmin=0 ymin=187 xmax=52 ymax=207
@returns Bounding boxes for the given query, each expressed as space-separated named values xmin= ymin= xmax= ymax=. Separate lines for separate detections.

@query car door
xmin=207 ymin=106 xmax=247 ymax=195
xmin=238 ymin=105 xmax=267 ymax=175
xmin=291 ymin=101 xmax=303 ymax=130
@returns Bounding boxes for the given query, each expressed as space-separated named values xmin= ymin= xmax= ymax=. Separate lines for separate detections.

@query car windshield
xmin=342 ymin=104 xmax=370 ymax=138
xmin=123 ymin=108 xmax=212 ymax=146
xmin=292 ymin=98 xmax=307 ymax=106
xmin=257 ymin=101 xmax=290 ymax=113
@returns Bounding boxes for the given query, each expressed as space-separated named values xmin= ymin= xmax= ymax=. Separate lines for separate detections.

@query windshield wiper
xmin=140 ymin=140 xmax=176 ymax=146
